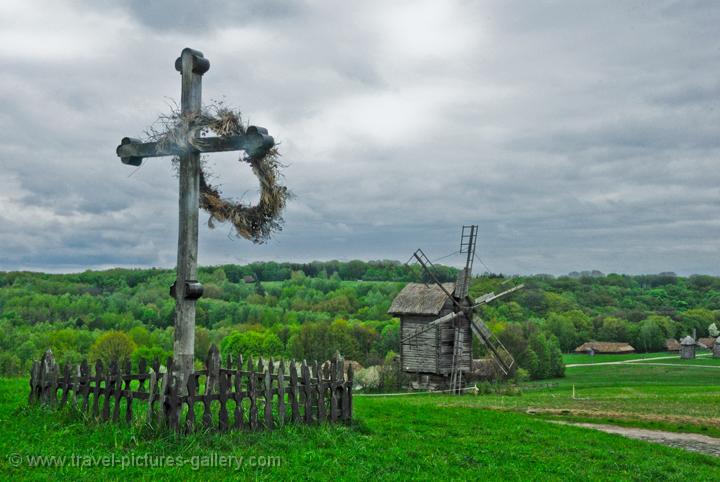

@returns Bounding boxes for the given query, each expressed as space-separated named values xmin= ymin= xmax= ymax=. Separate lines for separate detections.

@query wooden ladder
xmin=449 ymin=327 xmax=464 ymax=394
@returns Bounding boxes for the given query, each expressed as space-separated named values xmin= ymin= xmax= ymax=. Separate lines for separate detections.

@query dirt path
xmin=566 ymin=353 xmax=711 ymax=368
xmin=554 ymin=421 xmax=720 ymax=457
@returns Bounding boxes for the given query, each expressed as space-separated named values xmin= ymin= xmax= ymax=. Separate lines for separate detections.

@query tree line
xmin=0 ymin=263 xmax=718 ymax=382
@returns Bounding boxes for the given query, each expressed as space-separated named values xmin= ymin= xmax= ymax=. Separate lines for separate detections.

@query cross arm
xmin=116 ymin=126 xmax=274 ymax=166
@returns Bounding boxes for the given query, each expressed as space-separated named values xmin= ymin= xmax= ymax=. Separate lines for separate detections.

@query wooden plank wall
xmin=400 ymin=314 xmax=439 ymax=373
xmin=400 ymin=297 xmax=473 ymax=375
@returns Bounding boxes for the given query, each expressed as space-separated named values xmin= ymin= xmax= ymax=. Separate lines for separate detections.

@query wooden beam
xmin=173 ymin=47 xmax=205 ymax=397
xmin=116 ymin=130 xmax=274 ymax=165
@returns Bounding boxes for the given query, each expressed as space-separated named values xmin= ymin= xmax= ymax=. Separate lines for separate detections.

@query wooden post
xmin=102 ymin=361 xmax=113 ymax=421
xmin=80 ymin=360 xmax=90 ymax=412
xmin=59 ymin=362 xmax=71 ymax=407
xmin=29 ymin=360 xmax=40 ymax=404
xmin=318 ymin=363 xmax=326 ymax=422
xmin=71 ymin=364 xmax=80 ymax=408
xmin=147 ymin=370 xmax=157 ymax=425
xmin=264 ymin=360 xmax=273 ymax=430
xmin=343 ymin=363 xmax=353 ymax=424
xmin=234 ymin=355 xmax=244 ymax=430
xmin=138 ymin=358 xmax=148 ymax=392
xmin=42 ymin=350 xmax=57 ymax=407
xmin=248 ymin=356 xmax=258 ymax=431
xmin=289 ymin=360 xmax=299 ymax=423
xmin=330 ymin=357 xmax=338 ymax=422
xmin=172 ymin=48 xmax=209 ymax=394
xmin=124 ymin=360 xmax=133 ymax=424
xmin=277 ymin=360 xmax=285 ymax=427
xmin=302 ymin=360 xmax=312 ymax=424
xmin=159 ymin=371 xmax=169 ymax=426
xmin=112 ymin=361 xmax=122 ymax=423
xmin=186 ymin=374 xmax=197 ymax=433
xmin=92 ymin=360 xmax=103 ymax=418
xmin=206 ymin=345 xmax=220 ymax=395
xmin=218 ymin=371 xmax=229 ymax=432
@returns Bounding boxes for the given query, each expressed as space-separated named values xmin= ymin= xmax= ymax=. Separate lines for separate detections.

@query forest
xmin=1 ymin=261 xmax=719 ymax=383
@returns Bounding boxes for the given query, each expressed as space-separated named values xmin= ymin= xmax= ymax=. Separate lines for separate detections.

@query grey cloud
xmin=0 ymin=0 xmax=718 ymax=275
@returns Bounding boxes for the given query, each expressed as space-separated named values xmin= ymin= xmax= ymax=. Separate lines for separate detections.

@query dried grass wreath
xmin=146 ymin=102 xmax=291 ymax=243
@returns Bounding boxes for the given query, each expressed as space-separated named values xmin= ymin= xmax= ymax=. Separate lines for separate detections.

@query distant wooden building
xmin=697 ymin=337 xmax=716 ymax=350
xmin=574 ymin=341 xmax=635 ymax=355
xmin=665 ymin=338 xmax=680 ymax=352
xmin=680 ymin=335 xmax=696 ymax=359
xmin=242 ymin=275 xmax=256 ymax=283
xmin=388 ymin=282 xmax=471 ymax=385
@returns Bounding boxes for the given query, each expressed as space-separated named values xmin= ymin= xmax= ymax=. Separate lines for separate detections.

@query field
xmin=436 ymin=354 xmax=720 ymax=438
xmin=2 ymin=355 xmax=720 ymax=480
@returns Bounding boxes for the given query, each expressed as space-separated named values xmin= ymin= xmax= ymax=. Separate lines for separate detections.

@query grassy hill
xmin=1 ymin=378 xmax=719 ymax=480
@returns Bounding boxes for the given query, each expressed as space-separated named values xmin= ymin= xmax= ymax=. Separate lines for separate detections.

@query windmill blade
xmin=413 ymin=250 xmax=454 ymax=298
xmin=412 ymin=249 xmax=464 ymax=311
xmin=456 ymin=225 xmax=478 ymax=299
xmin=400 ymin=311 xmax=462 ymax=343
xmin=473 ymin=284 xmax=524 ymax=307
xmin=470 ymin=316 xmax=515 ymax=375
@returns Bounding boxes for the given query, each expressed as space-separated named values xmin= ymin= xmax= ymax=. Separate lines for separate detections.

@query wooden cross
xmin=116 ymin=48 xmax=274 ymax=391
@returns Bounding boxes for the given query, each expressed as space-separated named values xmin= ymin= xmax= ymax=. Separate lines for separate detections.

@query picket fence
xmin=28 ymin=345 xmax=353 ymax=433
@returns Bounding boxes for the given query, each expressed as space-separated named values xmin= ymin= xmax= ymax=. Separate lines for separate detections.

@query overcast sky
xmin=0 ymin=0 xmax=718 ymax=275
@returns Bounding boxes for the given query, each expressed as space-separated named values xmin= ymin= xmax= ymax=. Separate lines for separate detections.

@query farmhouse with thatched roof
xmin=574 ymin=341 xmax=635 ymax=354
xmin=665 ymin=338 xmax=680 ymax=352
xmin=697 ymin=337 xmax=716 ymax=349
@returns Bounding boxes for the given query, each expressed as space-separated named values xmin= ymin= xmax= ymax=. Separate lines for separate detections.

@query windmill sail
xmin=455 ymin=225 xmax=477 ymax=299
xmin=470 ymin=317 xmax=515 ymax=375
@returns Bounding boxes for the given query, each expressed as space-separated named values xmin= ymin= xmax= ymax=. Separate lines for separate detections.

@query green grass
xmin=1 ymin=378 xmax=719 ymax=480
xmin=432 ymin=362 xmax=720 ymax=438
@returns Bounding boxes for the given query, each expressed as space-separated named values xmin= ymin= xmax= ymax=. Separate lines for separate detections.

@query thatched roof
xmin=574 ymin=341 xmax=635 ymax=354
xmin=388 ymin=283 xmax=454 ymax=315
xmin=665 ymin=338 xmax=680 ymax=351
xmin=698 ymin=337 xmax=716 ymax=349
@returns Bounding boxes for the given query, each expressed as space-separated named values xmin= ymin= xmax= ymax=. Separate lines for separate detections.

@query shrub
xmin=355 ymin=365 xmax=380 ymax=390
xmin=0 ymin=353 xmax=22 ymax=376
xmin=221 ymin=330 xmax=283 ymax=359
xmin=88 ymin=331 xmax=136 ymax=366
xmin=131 ymin=346 xmax=172 ymax=369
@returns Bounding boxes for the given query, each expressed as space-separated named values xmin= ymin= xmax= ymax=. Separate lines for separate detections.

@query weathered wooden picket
xmin=28 ymin=345 xmax=353 ymax=433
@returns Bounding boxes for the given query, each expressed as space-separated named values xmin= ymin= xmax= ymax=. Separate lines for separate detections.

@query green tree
xmin=636 ymin=318 xmax=665 ymax=352
xmin=221 ymin=330 xmax=283 ymax=359
xmin=598 ymin=317 xmax=628 ymax=342
xmin=89 ymin=331 xmax=136 ymax=366
xmin=544 ymin=313 xmax=578 ymax=352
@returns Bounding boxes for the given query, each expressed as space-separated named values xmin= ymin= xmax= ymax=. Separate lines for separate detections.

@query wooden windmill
xmin=388 ymin=225 xmax=523 ymax=392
